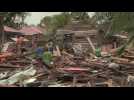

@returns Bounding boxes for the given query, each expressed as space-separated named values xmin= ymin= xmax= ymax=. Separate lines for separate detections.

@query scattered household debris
xmin=0 ymin=40 xmax=133 ymax=87
xmin=0 ymin=20 xmax=133 ymax=87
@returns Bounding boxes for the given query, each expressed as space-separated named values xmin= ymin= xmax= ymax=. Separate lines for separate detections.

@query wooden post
xmin=56 ymin=45 xmax=61 ymax=56
xmin=87 ymin=81 xmax=92 ymax=87
xmin=0 ymin=16 xmax=4 ymax=47
xmin=114 ymin=42 xmax=117 ymax=49
xmin=2 ymin=30 xmax=5 ymax=45
xmin=72 ymin=75 xmax=77 ymax=87
xmin=87 ymin=37 xmax=96 ymax=53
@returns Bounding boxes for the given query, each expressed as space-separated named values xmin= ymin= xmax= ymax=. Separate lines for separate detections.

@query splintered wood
xmin=52 ymin=47 xmax=134 ymax=87
xmin=0 ymin=35 xmax=133 ymax=87
xmin=87 ymin=37 xmax=96 ymax=53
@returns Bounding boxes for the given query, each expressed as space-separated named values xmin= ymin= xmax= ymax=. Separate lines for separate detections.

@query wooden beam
xmin=56 ymin=45 xmax=61 ymax=56
xmin=87 ymin=37 xmax=96 ymax=53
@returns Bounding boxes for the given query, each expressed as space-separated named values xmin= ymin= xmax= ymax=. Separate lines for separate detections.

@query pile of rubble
xmin=51 ymin=48 xmax=134 ymax=87
xmin=0 ymin=45 xmax=133 ymax=87
xmin=0 ymin=39 xmax=133 ymax=87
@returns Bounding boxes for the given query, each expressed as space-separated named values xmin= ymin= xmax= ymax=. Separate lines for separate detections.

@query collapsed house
xmin=96 ymin=30 xmax=128 ymax=53
xmin=55 ymin=20 xmax=129 ymax=55
xmin=19 ymin=26 xmax=45 ymax=46
xmin=0 ymin=19 xmax=133 ymax=87
xmin=55 ymin=20 xmax=98 ymax=54
xmin=0 ymin=26 xmax=23 ymax=44
xmin=1 ymin=26 xmax=45 ymax=51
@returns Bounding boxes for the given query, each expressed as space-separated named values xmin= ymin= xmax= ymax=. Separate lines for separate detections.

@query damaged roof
xmin=3 ymin=26 xmax=45 ymax=36
xmin=19 ymin=26 xmax=44 ymax=35
xmin=4 ymin=26 xmax=20 ymax=33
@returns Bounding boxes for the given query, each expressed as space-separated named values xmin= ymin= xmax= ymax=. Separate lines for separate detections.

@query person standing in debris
xmin=35 ymin=46 xmax=44 ymax=58
xmin=34 ymin=47 xmax=52 ymax=74
xmin=33 ymin=57 xmax=51 ymax=74
xmin=32 ymin=36 xmax=38 ymax=49
xmin=33 ymin=44 xmax=53 ymax=73
xmin=16 ymin=35 xmax=26 ymax=55
xmin=16 ymin=36 xmax=22 ymax=55
xmin=42 ymin=50 xmax=53 ymax=65
xmin=47 ymin=42 xmax=53 ymax=54
xmin=16 ymin=35 xmax=24 ymax=45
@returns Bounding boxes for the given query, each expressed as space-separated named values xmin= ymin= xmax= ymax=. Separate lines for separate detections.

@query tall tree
xmin=39 ymin=16 xmax=52 ymax=32
xmin=3 ymin=12 xmax=29 ymax=28
xmin=0 ymin=12 xmax=29 ymax=45
xmin=94 ymin=12 xmax=134 ymax=54
xmin=94 ymin=12 xmax=134 ymax=36
xmin=40 ymin=12 xmax=91 ymax=33
xmin=70 ymin=12 xmax=90 ymax=23
xmin=39 ymin=12 xmax=71 ymax=33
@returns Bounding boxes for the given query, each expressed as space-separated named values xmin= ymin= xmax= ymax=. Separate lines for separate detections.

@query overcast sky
xmin=25 ymin=12 xmax=94 ymax=25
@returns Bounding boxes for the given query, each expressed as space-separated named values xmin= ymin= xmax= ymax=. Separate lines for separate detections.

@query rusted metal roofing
xmin=19 ymin=26 xmax=44 ymax=35
xmin=4 ymin=26 xmax=20 ymax=33
xmin=3 ymin=26 xmax=44 ymax=36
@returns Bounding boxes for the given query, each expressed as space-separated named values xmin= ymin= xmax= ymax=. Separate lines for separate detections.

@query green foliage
xmin=71 ymin=12 xmax=90 ymax=23
xmin=117 ymin=35 xmax=134 ymax=55
xmin=39 ymin=12 xmax=71 ymax=33
xmin=94 ymin=12 xmax=134 ymax=55
xmin=39 ymin=12 xmax=91 ymax=33
xmin=117 ymin=45 xmax=127 ymax=55
xmin=0 ymin=12 xmax=29 ymax=44
xmin=95 ymin=12 xmax=134 ymax=36
xmin=0 ymin=12 xmax=29 ymax=28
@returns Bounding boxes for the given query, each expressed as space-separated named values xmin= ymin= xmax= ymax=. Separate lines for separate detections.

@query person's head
xmin=44 ymin=47 xmax=48 ymax=51
xmin=45 ymin=43 xmax=48 ymax=48
xmin=20 ymin=35 xmax=24 ymax=38
xmin=16 ymin=35 xmax=20 ymax=38
xmin=49 ymin=42 xmax=53 ymax=45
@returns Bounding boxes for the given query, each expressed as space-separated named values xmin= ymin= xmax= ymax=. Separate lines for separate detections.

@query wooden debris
xmin=111 ymin=57 xmax=129 ymax=63
xmin=62 ymin=51 xmax=74 ymax=58
xmin=72 ymin=75 xmax=77 ymax=87
xmin=56 ymin=45 xmax=61 ymax=57
xmin=87 ymin=37 xmax=96 ymax=53
xmin=0 ymin=64 xmax=24 ymax=68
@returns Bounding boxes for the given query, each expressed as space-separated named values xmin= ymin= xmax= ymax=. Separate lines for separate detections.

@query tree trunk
xmin=0 ymin=16 xmax=4 ymax=48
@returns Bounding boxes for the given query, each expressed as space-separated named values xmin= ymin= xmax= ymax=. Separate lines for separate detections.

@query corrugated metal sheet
xmin=19 ymin=26 xmax=44 ymax=35
xmin=4 ymin=26 xmax=20 ymax=33
xmin=3 ymin=26 xmax=44 ymax=36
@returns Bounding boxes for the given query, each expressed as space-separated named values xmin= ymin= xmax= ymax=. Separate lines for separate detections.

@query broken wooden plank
xmin=72 ymin=75 xmax=77 ymax=87
xmin=111 ymin=57 xmax=129 ymax=63
xmin=87 ymin=37 xmax=96 ymax=53
xmin=125 ymin=49 xmax=134 ymax=54
xmin=108 ymin=68 xmax=128 ymax=76
xmin=0 ymin=64 xmax=24 ymax=68
xmin=56 ymin=45 xmax=61 ymax=56
xmin=122 ymin=55 xmax=134 ymax=59
xmin=118 ymin=62 xmax=134 ymax=67
xmin=9 ymin=61 xmax=31 ymax=64
xmin=62 ymin=51 xmax=74 ymax=58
